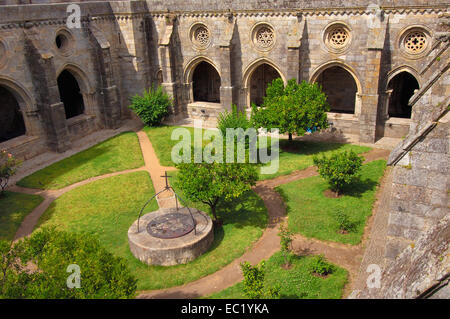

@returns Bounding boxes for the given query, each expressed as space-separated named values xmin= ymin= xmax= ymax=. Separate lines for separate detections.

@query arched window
xmin=315 ymin=66 xmax=357 ymax=114
xmin=57 ymin=70 xmax=85 ymax=119
xmin=192 ymin=61 xmax=221 ymax=103
xmin=249 ymin=63 xmax=281 ymax=106
xmin=387 ymin=72 xmax=419 ymax=118
xmin=0 ymin=85 xmax=26 ymax=142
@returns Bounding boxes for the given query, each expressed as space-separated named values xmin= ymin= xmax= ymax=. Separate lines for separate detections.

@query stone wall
xmin=0 ymin=0 xmax=447 ymax=155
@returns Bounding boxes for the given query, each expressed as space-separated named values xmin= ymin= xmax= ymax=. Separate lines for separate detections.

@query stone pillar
xmin=87 ymin=23 xmax=122 ymax=129
xmin=158 ymin=14 xmax=177 ymax=116
xmin=219 ymin=47 xmax=233 ymax=111
xmin=359 ymin=6 xmax=386 ymax=143
xmin=286 ymin=15 xmax=303 ymax=82
xmin=24 ymin=30 xmax=70 ymax=152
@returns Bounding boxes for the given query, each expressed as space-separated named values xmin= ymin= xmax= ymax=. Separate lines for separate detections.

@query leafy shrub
xmin=0 ymin=227 xmax=137 ymax=298
xmin=0 ymin=150 xmax=21 ymax=195
xmin=217 ymin=104 xmax=254 ymax=149
xmin=333 ymin=209 xmax=356 ymax=233
xmin=128 ymin=86 xmax=171 ymax=126
xmin=240 ymin=261 xmax=280 ymax=299
xmin=313 ymin=150 xmax=363 ymax=194
xmin=278 ymin=222 xmax=293 ymax=266
xmin=311 ymin=254 xmax=334 ymax=276
xmin=251 ymin=78 xmax=329 ymax=142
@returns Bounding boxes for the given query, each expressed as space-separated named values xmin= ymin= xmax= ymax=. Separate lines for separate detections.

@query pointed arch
xmin=242 ymin=58 xmax=286 ymax=107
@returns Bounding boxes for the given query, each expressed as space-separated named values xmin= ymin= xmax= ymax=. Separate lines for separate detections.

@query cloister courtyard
xmin=1 ymin=122 xmax=390 ymax=299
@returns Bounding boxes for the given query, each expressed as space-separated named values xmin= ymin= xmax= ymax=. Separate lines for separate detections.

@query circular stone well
xmin=128 ymin=207 xmax=214 ymax=266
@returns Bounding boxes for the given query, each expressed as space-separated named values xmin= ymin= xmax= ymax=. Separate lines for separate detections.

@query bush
xmin=313 ymin=150 xmax=363 ymax=194
xmin=0 ymin=150 xmax=21 ymax=195
xmin=311 ymin=254 xmax=334 ymax=276
xmin=0 ymin=227 xmax=137 ymax=299
xmin=278 ymin=222 xmax=293 ymax=266
xmin=217 ymin=104 xmax=252 ymax=137
xmin=333 ymin=209 xmax=356 ymax=233
xmin=128 ymin=86 xmax=171 ymax=126
xmin=240 ymin=261 xmax=280 ymax=299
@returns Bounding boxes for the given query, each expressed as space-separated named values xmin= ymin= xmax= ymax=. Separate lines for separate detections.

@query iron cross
xmin=161 ymin=171 xmax=172 ymax=189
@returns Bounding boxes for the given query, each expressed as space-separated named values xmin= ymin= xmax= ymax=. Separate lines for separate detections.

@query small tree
xmin=175 ymin=161 xmax=258 ymax=222
xmin=278 ymin=222 xmax=293 ymax=267
xmin=311 ymin=254 xmax=334 ymax=276
xmin=217 ymin=104 xmax=252 ymax=138
xmin=251 ymin=78 xmax=329 ymax=142
xmin=0 ymin=227 xmax=137 ymax=299
xmin=313 ymin=150 xmax=363 ymax=195
xmin=240 ymin=261 xmax=280 ymax=299
xmin=0 ymin=150 xmax=21 ymax=195
xmin=333 ymin=209 xmax=356 ymax=233
xmin=128 ymin=85 xmax=171 ymax=126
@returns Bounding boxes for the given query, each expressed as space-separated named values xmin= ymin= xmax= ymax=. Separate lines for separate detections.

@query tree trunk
xmin=288 ymin=133 xmax=293 ymax=141
xmin=210 ymin=204 xmax=218 ymax=221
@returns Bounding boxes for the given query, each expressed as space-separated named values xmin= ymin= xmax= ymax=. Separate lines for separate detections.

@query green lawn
xmin=37 ymin=171 xmax=268 ymax=291
xmin=144 ymin=125 xmax=215 ymax=167
xmin=17 ymin=132 xmax=144 ymax=190
xmin=276 ymin=160 xmax=386 ymax=245
xmin=144 ymin=126 xmax=371 ymax=179
xmin=0 ymin=191 xmax=44 ymax=241
xmin=259 ymin=139 xmax=371 ymax=180
xmin=206 ymin=252 xmax=348 ymax=299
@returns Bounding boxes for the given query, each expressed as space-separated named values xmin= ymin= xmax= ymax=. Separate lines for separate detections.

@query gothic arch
xmin=242 ymin=58 xmax=286 ymax=107
xmin=56 ymin=63 xmax=94 ymax=94
xmin=310 ymin=60 xmax=362 ymax=115
xmin=386 ymin=66 xmax=421 ymax=91
xmin=183 ymin=56 xmax=221 ymax=84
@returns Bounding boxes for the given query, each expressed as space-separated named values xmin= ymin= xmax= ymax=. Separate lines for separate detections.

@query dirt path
xmin=9 ymin=134 xmax=390 ymax=299
xmin=11 ymin=131 xmax=176 ymax=240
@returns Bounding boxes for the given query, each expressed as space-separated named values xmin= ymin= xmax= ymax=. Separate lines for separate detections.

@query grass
xmin=276 ymin=160 xmax=386 ymax=245
xmin=37 ymin=171 xmax=268 ymax=291
xmin=17 ymin=132 xmax=144 ymax=190
xmin=259 ymin=139 xmax=371 ymax=180
xmin=206 ymin=252 xmax=348 ymax=299
xmin=0 ymin=191 xmax=44 ymax=241
xmin=144 ymin=125 xmax=216 ymax=167
xmin=144 ymin=126 xmax=371 ymax=179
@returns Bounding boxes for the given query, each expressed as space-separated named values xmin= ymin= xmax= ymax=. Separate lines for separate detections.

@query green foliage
xmin=313 ymin=150 xmax=363 ymax=194
xmin=310 ymin=254 xmax=334 ymax=276
xmin=217 ymin=104 xmax=252 ymax=137
xmin=333 ymin=209 xmax=356 ymax=233
xmin=251 ymin=78 xmax=329 ymax=141
xmin=175 ymin=159 xmax=258 ymax=221
xmin=0 ymin=150 xmax=21 ymax=194
xmin=128 ymin=86 xmax=171 ymax=126
xmin=0 ymin=227 xmax=137 ymax=299
xmin=278 ymin=222 xmax=293 ymax=265
xmin=240 ymin=261 xmax=280 ymax=299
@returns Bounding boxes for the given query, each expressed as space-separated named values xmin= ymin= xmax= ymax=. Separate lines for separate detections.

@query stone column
xmin=87 ymin=22 xmax=122 ymax=129
xmin=24 ymin=30 xmax=70 ymax=152
xmin=219 ymin=46 xmax=233 ymax=111
xmin=359 ymin=6 xmax=386 ymax=143
xmin=158 ymin=14 xmax=177 ymax=116
xmin=286 ymin=15 xmax=303 ymax=82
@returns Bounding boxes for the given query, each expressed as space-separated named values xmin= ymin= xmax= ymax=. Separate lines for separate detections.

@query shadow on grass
xmin=340 ymin=178 xmax=379 ymax=198
xmin=216 ymin=191 xmax=268 ymax=230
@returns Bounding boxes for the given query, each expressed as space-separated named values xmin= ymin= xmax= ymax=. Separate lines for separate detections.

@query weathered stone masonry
xmin=0 ymin=0 xmax=448 ymax=159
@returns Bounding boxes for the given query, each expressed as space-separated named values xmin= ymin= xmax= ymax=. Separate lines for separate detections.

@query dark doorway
xmin=0 ymin=86 xmax=26 ymax=143
xmin=250 ymin=64 xmax=281 ymax=106
xmin=192 ymin=62 xmax=221 ymax=103
xmin=316 ymin=66 xmax=357 ymax=114
xmin=57 ymin=70 xmax=85 ymax=119
xmin=387 ymin=72 xmax=419 ymax=118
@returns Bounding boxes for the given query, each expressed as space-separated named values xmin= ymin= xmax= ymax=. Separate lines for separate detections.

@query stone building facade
xmin=0 ymin=0 xmax=448 ymax=159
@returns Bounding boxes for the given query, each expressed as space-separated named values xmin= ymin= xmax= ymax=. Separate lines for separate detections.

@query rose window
xmin=404 ymin=31 xmax=427 ymax=54
xmin=328 ymin=27 xmax=349 ymax=48
xmin=256 ymin=27 xmax=275 ymax=48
